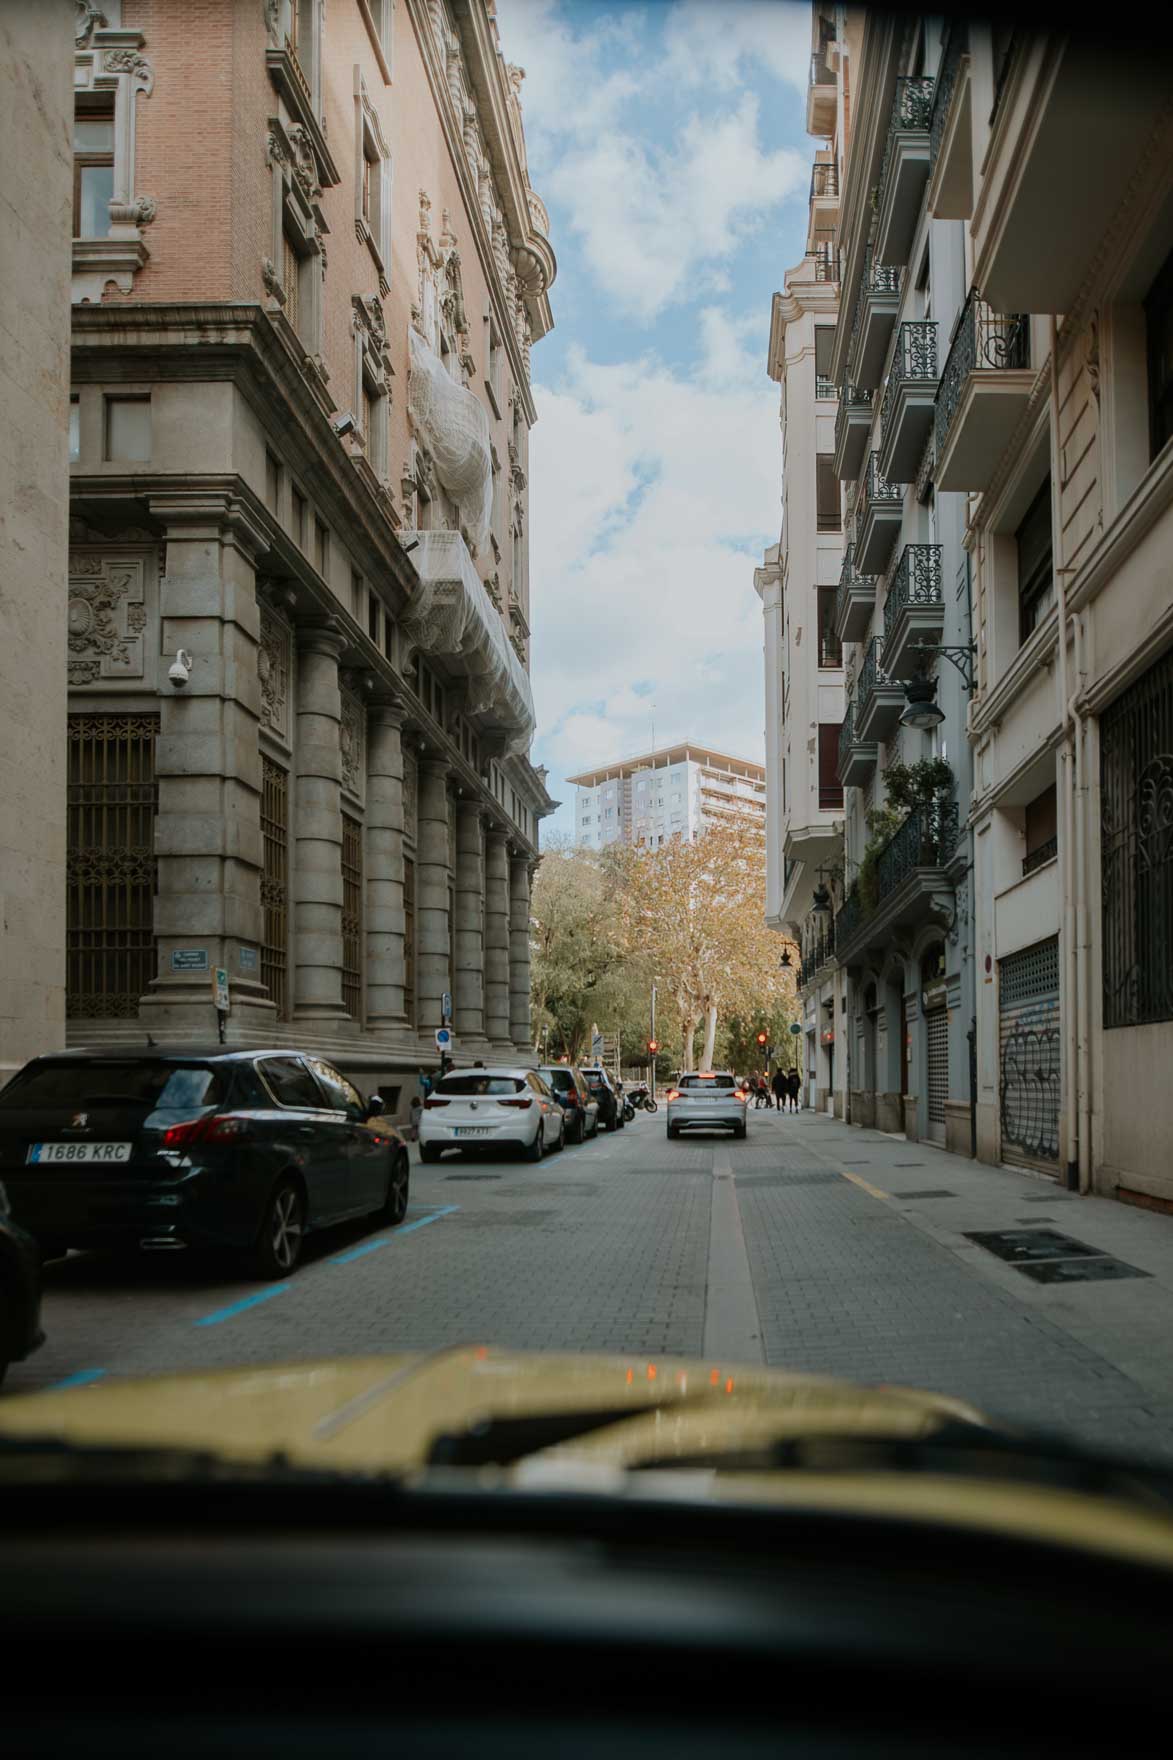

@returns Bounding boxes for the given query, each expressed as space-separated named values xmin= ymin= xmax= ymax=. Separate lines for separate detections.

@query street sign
xmin=212 ymin=968 xmax=230 ymax=1013
xmin=434 ymin=1026 xmax=453 ymax=1051
xmin=790 ymin=1022 xmax=802 ymax=1035
xmin=171 ymin=949 xmax=208 ymax=973
xmin=239 ymin=946 xmax=258 ymax=973
xmin=441 ymin=991 xmax=452 ymax=1023
xmin=591 ymin=1030 xmax=603 ymax=1058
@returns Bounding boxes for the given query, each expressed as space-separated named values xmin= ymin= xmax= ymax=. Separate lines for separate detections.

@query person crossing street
xmin=771 ymin=1066 xmax=787 ymax=1111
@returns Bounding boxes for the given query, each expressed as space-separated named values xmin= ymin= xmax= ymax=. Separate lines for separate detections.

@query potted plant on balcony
xmin=882 ymin=757 xmax=955 ymax=859
xmin=857 ymin=803 xmax=905 ymax=917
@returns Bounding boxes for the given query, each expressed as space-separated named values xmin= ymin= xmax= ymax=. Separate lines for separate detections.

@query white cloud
xmin=661 ymin=0 xmax=812 ymax=95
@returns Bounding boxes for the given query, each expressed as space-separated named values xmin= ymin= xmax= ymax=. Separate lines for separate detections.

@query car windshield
xmin=2 ymin=6 xmax=1172 ymax=1606
xmin=0 ymin=1062 xmax=225 ymax=1110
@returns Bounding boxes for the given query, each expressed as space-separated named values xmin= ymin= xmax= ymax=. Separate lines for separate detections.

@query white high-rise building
xmin=568 ymin=743 xmax=766 ymax=851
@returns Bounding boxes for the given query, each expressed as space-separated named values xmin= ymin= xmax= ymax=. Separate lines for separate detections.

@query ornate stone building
xmin=64 ymin=0 xmax=556 ymax=1114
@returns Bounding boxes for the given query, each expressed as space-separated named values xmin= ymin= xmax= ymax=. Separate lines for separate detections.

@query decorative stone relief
xmin=257 ymin=606 xmax=290 ymax=741
xmin=287 ymin=124 xmax=321 ymax=201
xmin=103 ymin=47 xmax=153 ymax=92
xmin=132 ymin=196 xmax=157 ymax=226
xmin=339 ymin=691 xmax=366 ymax=801
xmin=67 ymin=553 xmax=145 ymax=684
xmin=75 ymin=2 xmax=107 ymax=47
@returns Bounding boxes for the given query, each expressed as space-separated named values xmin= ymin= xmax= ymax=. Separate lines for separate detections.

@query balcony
xmin=855 ymin=453 xmax=904 ymax=576
xmin=833 ymin=543 xmax=875 ymax=645
xmin=934 ymin=291 xmax=1033 ymax=493
xmin=809 ymin=160 xmax=840 ymax=239
xmin=927 ymin=22 xmax=972 ymax=220
xmin=815 ymin=373 xmax=837 ymax=402
xmin=807 ymin=49 xmax=836 ymax=137
xmin=874 ymin=77 xmax=934 ymax=268
xmin=878 ymin=322 xmax=939 ymax=484
xmin=882 ymin=544 xmax=944 ymax=678
xmin=848 ymin=252 xmax=901 ymax=390
xmin=836 ymin=801 xmax=961 ymax=965
xmin=855 ymin=637 xmax=904 ymax=743
xmin=837 ymin=701 xmax=878 ymax=789
xmin=833 ymin=384 xmax=873 ymax=481
xmin=1023 ymin=836 xmax=1058 ymax=877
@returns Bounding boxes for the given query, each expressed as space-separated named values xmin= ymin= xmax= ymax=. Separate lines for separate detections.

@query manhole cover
xmin=896 ymin=1189 xmax=955 ymax=1200
xmin=445 ymin=1173 xmax=502 ymax=1181
xmin=964 ymin=1228 xmax=1106 ymax=1264
xmin=1017 ymin=1256 xmax=1150 ymax=1285
xmin=893 ymin=1162 xmax=925 ymax=1168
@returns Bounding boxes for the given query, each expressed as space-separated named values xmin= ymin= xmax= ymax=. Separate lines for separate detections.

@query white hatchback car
xmin=418 ymin=1068 xmax=565 ymax=1163
xmin=665 ymin=1071 xmax=748 ymax=1140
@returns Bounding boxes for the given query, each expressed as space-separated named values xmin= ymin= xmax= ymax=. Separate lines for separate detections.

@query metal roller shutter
xmin=999 ymin=937 xmax=1060 ymax=1171
xmin=926 ymin=1007 xmax=949 ymax=1143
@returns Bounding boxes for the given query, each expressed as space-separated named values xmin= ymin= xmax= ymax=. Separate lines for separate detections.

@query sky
xmin=494 ymin=0 xmax=814 ymax=835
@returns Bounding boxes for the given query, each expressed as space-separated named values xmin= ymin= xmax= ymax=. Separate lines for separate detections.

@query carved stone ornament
xmin=75 ymin=2 xmax=107 ymax=47
xmin=263 ymin=0 xmax=280 ymax=39
xmin=261 ymin=257 xmax=282 ymax=298
xmin=257 ymin=606 xmax=290 ymax=740
xmin=67 ymin=554 xmax=146 ymax=684
xmin=339 ymin=691 xmax=366 ymax=800
xmin=266 ymin=129 xmax=287 ymax=168
xmin=287 ymin=124 xmax=320 ymax=200
xmin=133 ymin=196 xmax=157 ymax=226
xmin=103 ymin=48 xmax=154 ymax=93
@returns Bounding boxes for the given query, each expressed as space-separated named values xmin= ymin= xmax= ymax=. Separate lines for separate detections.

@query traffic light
xmin=648 ymin=1039 xmax=659 ymax=1054
xmin=756 ymin=1031 xmax=768 ymax=1046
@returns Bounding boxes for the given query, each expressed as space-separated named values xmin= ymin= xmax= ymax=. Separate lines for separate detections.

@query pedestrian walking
xmin=787 ymin=1066 xmax=802 ymax=1114
xmin=771 ymin=1065 xmax=787 ymax=1110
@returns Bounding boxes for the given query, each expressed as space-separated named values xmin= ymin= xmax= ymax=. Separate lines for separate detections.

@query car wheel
xmin=735 ymin=1123 xmax=747 ymax=1140
xmin=573 ymin=1114 xmax=586 ymax=1144
xmin=523 ymin=1123 xmax=543 ymax=1163
xmin=666 ymin=1124 xmax=678 ymax=1140
xmin=381 ymin=1148 xmax=410 ymax=1226
xmin=553 ymin=1116 xmax=566 ymax=1152
xmin=419 ymin=1142 xmax=441 ymax=1164
xmin=254 ymin=1179 xmax=305 ymax=1280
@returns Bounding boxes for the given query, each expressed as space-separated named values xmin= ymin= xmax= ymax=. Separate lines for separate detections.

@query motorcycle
xmin=622 ymin=1096 xmax=636 ymax=1123
xmin=629 ymin=1086 xmax=658 ymax=1114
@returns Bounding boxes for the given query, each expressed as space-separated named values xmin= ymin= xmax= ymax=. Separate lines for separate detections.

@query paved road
xmin=8 ymin=1107 xmax=1173 ymax=1463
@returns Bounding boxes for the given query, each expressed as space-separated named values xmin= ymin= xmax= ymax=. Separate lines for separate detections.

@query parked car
xmin=0 ymin=1181 xmax=43 ymax=1388
xmin=419 ymin=1068 xmax=564 ymax=1163
xmin=665 ymin=1071 xmax=748 ymax=1140
xmin=538 ymin=1066 xmax=599 ymax=1143
xmin=0 ymin=1048 xmax=410 ymax=1280
xmin=581 ymin=1067 xmax=624 ymax=1131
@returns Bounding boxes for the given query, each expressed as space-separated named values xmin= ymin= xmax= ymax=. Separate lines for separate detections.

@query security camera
xmin=168 ymin=649 xmax=193 ymax=688
xmin=331 ymin=410 xmax=356 ymax=437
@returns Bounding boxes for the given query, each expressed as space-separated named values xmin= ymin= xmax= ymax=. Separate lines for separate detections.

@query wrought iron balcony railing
xmin=810 ymin=161 xmax=840 ymax=202
xmin=876 ymin=76 xmax=935 ymax=207
xmin=834 ymin=383 xmax=873 ymax=456
xmin=835 ymin=885 xmax=863 ymax=946
xmin=809 ymin=50 xmax=836 ymax=90
xmin=847 ymin=251 xmax=901 ymax=382
xmin=837 ymin=702 xmax=856 ymax=772
xmin=934 ymin=289 xmax=1030 ymax=459
xmin=857 ymin=635 xmax=893 ymax=709
xmin=930 ymin=22 xmax=967 ymax=169
xmin=834 ymin=544 xmax=873 ymax=632
xmin=883 ymin=543 xmax=943 ymax=645
xmin=858 ymin=451 xmax=903 ymax=520
xmin=1023 ymin=836 xmax=1057 ymax=876
xmin=880 ymin=321 xmax=939 ymax=443
xmin=876 ymin=798 xmax=959 ymax=894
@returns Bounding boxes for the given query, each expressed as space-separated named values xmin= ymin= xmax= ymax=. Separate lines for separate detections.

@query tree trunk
xmin=681 ymin=1014 xmax=699 ymax=1071
xmin=701 ymin=1000 xmax=718 ymax=1071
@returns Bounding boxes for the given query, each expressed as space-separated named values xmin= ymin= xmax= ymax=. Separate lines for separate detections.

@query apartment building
xmin=62 ymin=0 xmax=557 ymax=1111
xmin=570 ymin=744 xmax=766 ymax=852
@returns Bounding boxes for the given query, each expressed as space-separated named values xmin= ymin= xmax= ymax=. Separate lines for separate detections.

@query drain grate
xmin=965 ymin=1227 xmax=1147 ymax=1284
xmin=896 ymin=1189 xmax=955 ymax=1200
xmin=893 ymin=1162 xmax=926 ymax=1168
xmin=1017 ymin=1257 xmax=1151 ymax=1285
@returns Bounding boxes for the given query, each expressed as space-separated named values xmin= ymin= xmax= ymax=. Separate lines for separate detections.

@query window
xmin=1016 ymin=477 xmax=1054 ymax=644
xmin=341 ymin=814 xmax=363 ymax=1021
xmin=260 ymin=1056 xmax=322 ymax=1110
xmin=291 ymin=485 xmax=307 ymax=548
xmin=816 ymin=454 xmax=841 ymax=531
xmin=73 ymin=97 xmax=114 ymax=238
xmin=69 ymin=398 xmax=80 ymax=462
xmin=307 ymin=1057 xmax=365 ymax=1117
xmin=1144 ymin=242 xmax=1173 ymax=462
xmin=104 ymin=396 xmax=150 ymax=463
xmin=288 ymin=0 xmax=319 ymax=98
xmin=354 ymin=73 xmax=391 ymax=269
xmin=1100 ymin=646 xmax=1173 ymax=1028
xmin=403 ymin=854 xmax=416 ymax=1025
xmin=818 ymin=724 xmax=844 ymax=811
xmin=817 ymin=585 xmax=841 ymax=667
xmin=261 ymin=756 xmax=289 ymax=1018
xmin=1023 ymin=784 xmax=1058 ymax=875
xmin=814 ymin=326 xmax=836 ymax=400
xmin=485 ymin=313 xmax=504 ymax=417
xmin=352 ymin=569 xmax=364 ymax=619
xmin=67 ymin=713 xmax=158 ymax=1020
xmin=315 ymin=517 xmax=329 ymax=577
xmin=367 ymin=588 xmax=381 ymax=644
xmin=282 ymin=223 xmax=306 ymax=337
xmin=266 ymin=451 xmax=282 ymax=515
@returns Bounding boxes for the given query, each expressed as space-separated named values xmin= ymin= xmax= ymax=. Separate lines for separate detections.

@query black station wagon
xmin=0 ymin=1048 xmax=410 ymax=1279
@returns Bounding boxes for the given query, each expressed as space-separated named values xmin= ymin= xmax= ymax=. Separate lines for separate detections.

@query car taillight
xmin=161 ymin=1114 xmax=251 ymax=1149
xmin=424 ymin=1096 xmax=450 ymax=1109
xmin=498 ymin=1097 xmax=533 ymax=1109
xmin=666 ymin=1089 xmax=680 ymax=1101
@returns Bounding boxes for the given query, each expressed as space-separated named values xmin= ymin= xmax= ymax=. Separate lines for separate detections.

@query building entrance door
xmin=998 ymin=937 xmax=1061 ymax=1172
xmin=925 ymin=1006 xmax=948 ymax=1145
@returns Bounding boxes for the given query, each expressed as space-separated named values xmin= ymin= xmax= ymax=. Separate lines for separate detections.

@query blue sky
xmin=495 ymin=0 xmax=816 ymax=834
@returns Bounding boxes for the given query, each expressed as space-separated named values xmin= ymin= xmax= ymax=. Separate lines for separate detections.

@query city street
xmin=9 ymin=1109 xmax=1173 ymax=1466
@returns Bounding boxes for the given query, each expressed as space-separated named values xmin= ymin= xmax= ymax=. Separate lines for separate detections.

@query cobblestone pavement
xmin=7 ymin=1106 xmax=1173 ymax=1464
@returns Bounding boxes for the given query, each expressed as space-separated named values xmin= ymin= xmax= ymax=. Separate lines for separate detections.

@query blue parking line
xmin=329 ymin=1202 xmax=459 ymax=1265
xmin=396 ymin=1202 xmax=460 ymax=1235
xmin=329 ymin=1237 xmax=390 ymax=1266
xmin=46 ymin=1367 xmax=107 ymax=1391
xmin=194 ymin=1284 xmax=291 ymax=1327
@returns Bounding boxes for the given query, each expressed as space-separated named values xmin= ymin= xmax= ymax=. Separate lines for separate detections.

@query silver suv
xmin=665 ymin=1072 xmax=748 ymax=1140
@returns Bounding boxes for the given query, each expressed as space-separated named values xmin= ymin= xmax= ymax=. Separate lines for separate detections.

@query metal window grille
xmin=403 ymin=855 xmax=416 ymax=1025
xmin=261 ymin=756 xmax=289 ymax=1018
xmin=926 ymin=1006 xmax=949 ymax=1127
xmin=67 ymin=714 xmax=158 ymax=1019
xmin=1101 ymin=647 xmax=1173 ymax=1028
xmin=341 ymin=812 xmax=363 ymax=1021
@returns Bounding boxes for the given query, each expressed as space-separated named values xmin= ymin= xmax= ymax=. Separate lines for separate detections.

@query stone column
xmin=142 ymin=494 xmax=274 ymax=1032
xmin=509 ymin=852 xmax=534 ymax=1053
xmin=292 ymin=625 xmax=348 ymax=1020
xmin=453 ymin=798 xmax=487 ymax=1046
xmin=365 ymin=706 xmax=408 ymax=1032
xmin=415 ymin=756 xmax=452 ymax=1033
xmin=484 ymin=827 xmax=512 ymax=1053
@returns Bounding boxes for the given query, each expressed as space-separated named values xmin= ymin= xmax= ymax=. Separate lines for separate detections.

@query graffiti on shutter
xmin=999 ymin=937 xmax=1060 ymax=1167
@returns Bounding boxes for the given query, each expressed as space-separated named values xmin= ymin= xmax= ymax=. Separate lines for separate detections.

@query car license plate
xmin=454 ymin=1126 xmax=491 ymax=1137
xmin=27 ymin=1142 xmax=133 ymax=1164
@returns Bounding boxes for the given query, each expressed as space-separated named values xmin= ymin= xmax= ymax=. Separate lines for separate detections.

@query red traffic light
xmin=756 ymin=1031 xmax=768 ymax=1045
xmin=648 ymin=1039 xmax=659 ymax=1053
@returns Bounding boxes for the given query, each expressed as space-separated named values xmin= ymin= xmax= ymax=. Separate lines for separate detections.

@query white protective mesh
xmin=407 ymin=327 xmax=493 ymax=554
xmin=399 ymin=530 xmax=535 ymax=756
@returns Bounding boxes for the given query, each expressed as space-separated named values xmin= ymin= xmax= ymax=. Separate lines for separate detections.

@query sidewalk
xmin=737 ymin=1109 xmax=1173 ymax=1463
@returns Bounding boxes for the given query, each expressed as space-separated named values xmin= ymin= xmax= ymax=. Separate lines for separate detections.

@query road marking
xmin=194 ymin=1284 xmax=291 ymax=1327
xmin=45 ymin=1367 xmax=107 ymax=1391
xmin=703 ymin=1147 xmax=764 ymax=1363
xmin=836 ymin=1167 xmax=892 ymax=1203
xmin=329 ymin=1202 xmax=460 ymax=1264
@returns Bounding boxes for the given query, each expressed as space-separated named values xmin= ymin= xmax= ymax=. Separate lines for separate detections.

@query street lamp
xmin=899 ymin=672 xmax=946 ymax=731
xmin=810 ymin=881 xmax=833 ymax=922
xmin=780 ymin=947 xmax=792 ymax=968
